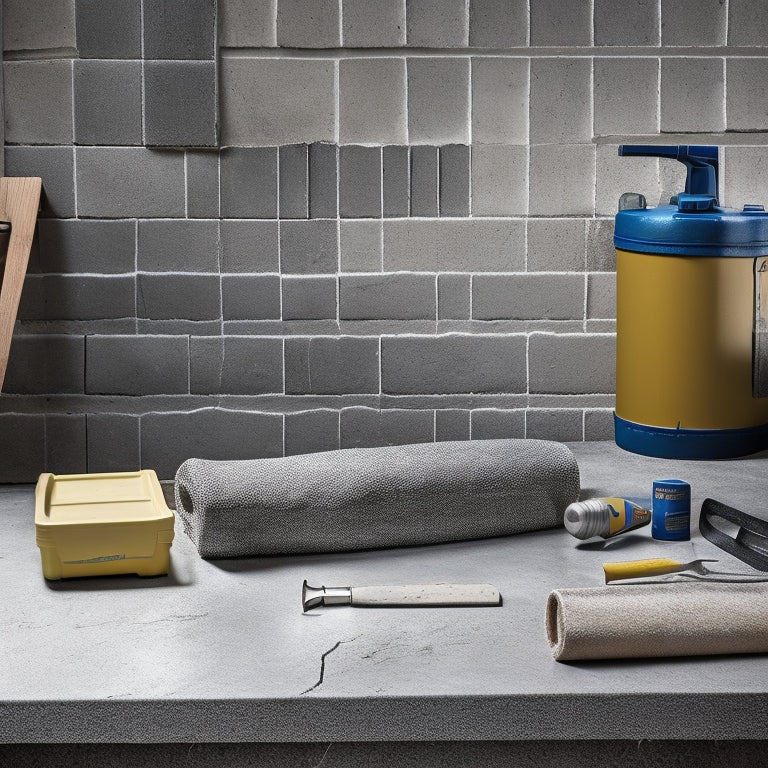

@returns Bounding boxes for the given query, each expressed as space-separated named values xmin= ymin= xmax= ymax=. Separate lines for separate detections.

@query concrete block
xmin=435 ymin=409 xmax=470 ymax=441
xmin=527 ymin=219 xmax=586 ymax=271
xmin=85 ymin=335 xmax=189 ymax=395
xmin=277 ymin=0 xmax=340 ymax=46
xmin=529 ymin=333 xmax=616 ymax=394
xmin=36 ymin=219 xmax=136 ymax=274
xmin=727 ymin=59 xmax=768 ymax=131
xmin=340 ymin=220 xmax=382 ymax=272
xmin=285 ymin=337 xmax=380 ymax=394
xmin=410 ymin=145 xmax=439 ymax=217
xmin=282 ymin=276 xmax=338 ymax=320
xmin=728 ymin=0 xmax=768 ymax=45
xmin=471 ymin=144 xmax=528 ymax=216
xmin=3 ymin=0 xmax=75 ymax=52
xmin=530 ymin=0 xmax=591 ymax=45
xmin=143 ymin=0 xmax=216 ymax=59
xmin=594 ymin=0 xmax=660 ymax=45
xmin=472 ymin=274 xmax=585 ymax=320
xmin=3 ymin=335 xmax=85 ymax=394
xmin=220 ymin=147 xmax=278 ymax=219
xmin=661 ymin=0 xmax=726 ymax=45
xmin=383 ymin=145 xmax=410 ymax=217
xmin=5 ymin=147 xmax=75 ymax=218
xmin=220 ymin=58 xmax=336 ymax=145
xmin=45 ymin=415 xmax=87 ymax=475
xmin=138 ymin=219 xmax=219 ymax=272
xmin=285 ymin=410 xmax=340 ymax=455
xmin=137 ymin=273 xmax=221 ymax=321
xmin=144 ymin=60 xmax=218 ymax=148
xmin=471 ymin=57 xmax=528 ymax=145
xmin=587 ymin=273 xmax=616 ymax=319
xmin=468 ymin=0 xmax=528 ymax=46
xmin=339 ymin=146 xmax=382 ymax=218
xmin=470 ymin=409 xmax=525 ymax=440
xmin=530 ymin=58 xmax=592 ymax=143
xmin=382 ymin=334 xmax=527 ymax=394
xmin=86 ymin=414 xmax=140 ymax=473
xmin=18 ymin=275 xmax=135 ymax=321
xmin=280 ymin=220 xmax=339 ymax=274
xmin=661 ymin=57 xmax=725 ymax=132
xmin=595 ymin=144 xmax=659 ymax=217
xmin=190 ymin=336 xmax=283 ymax=395
xmin=3 ymin=61 xmax=73 ymax=145
xmin=594 ymin=58 xmax=659 ymax=137
xmin=721 ymin=147 xmax=768 ymax=210
xmin=279 ymin=144 xmax=309 ymax=219
xmin=74 ymin=60 xmax=142 ymax=146
xmin=407 ymin=58 xmax=470 ymax=144
xmin=309 ymin=143 xmax=339 ymax=218
xmin=141 ymin=409 xmax=283 ymax=480
xmin=383 ymin=220 xmax=526 ymax=271
xmin=529 ymin=144 xmax=595 ymax=216
xmin=437 ymin=273 xmax=470 ymax=320
xmin=0 ymin=415 xmax=45 ymax=482
xmin=587 ymin=219 xmax=616 ymax=271
xmin=406 ymin=0 xmax=468 ymax=46
xmin=339 ymin=58 xmax=408 ymax=145
xmin=76 ymin=148 xmax=185 ymax=218
xmin=186 ymin=151 xmax=220 ymax=218
xmin=340 ymin=273 xmax=436 ymax=320
xmin=342 ymin=0 xmax=406 ymax=46
xmin=526 ymin=409 xmax=583 ymax=442
xmin=219 ymin=0 xmax=277 ymax=47
xmin=76 ymin=0 xmax=141 ymax=57
xmin=439 ymin=145 xmax=470 ymax=217
xmin=340 ymin=407 xmax=434 ymax=448
xmin=220 ymin=220 xmax=280 ymax=272
xmin=585 ymin=409 xmax=616 ymax=440
xmin=221 ymin=274 xmax=281 ymax=320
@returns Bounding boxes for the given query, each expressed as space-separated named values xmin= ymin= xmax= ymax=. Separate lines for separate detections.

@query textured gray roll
xmin=174 ymin=439 xmax=580 ymax=558
xmin=547 ymin=582 xmax=768 ymax=662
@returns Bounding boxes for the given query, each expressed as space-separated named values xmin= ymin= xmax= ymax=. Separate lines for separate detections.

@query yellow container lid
xmin=35 ymin=470 xmax=175 ymax=579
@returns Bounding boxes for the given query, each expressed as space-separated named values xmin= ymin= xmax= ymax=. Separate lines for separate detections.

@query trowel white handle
xmin=350 ymin=583 xmax=501 ymax=607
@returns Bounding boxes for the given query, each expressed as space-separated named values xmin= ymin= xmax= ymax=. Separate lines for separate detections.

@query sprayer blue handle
xmin=618 ymin=145 xmax=718 ymax=198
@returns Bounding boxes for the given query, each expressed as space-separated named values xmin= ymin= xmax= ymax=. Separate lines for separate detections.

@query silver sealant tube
xmin=564 ymin=497 xmax=652 ymax=540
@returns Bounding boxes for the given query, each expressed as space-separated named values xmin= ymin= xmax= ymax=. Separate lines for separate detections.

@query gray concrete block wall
xmin=3 ymin=0 xmax=768 ymax=480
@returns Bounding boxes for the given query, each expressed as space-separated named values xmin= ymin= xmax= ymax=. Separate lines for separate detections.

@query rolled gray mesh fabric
xmin=547 ymin=582 xmax=768 ymax=661
xmin=174 ymin=438 xmax=580 ymax=558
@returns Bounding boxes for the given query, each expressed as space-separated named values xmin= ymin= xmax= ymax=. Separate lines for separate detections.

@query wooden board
xmin=0 ymin=177 xmax=42 ymax=391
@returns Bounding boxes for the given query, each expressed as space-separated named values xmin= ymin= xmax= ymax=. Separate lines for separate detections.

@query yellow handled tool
xmin=603 ymin=558 xmax=717 ymax=583
xmin=603 ymin=557 xmax=768 ymax=583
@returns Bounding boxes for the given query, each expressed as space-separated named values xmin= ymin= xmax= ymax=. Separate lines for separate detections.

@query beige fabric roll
xmin=546 ymin=582 xmax=768 ymax=662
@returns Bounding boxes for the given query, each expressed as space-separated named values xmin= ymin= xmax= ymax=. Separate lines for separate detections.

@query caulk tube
xmin=564 ymin=497 xmax=652 ymax=540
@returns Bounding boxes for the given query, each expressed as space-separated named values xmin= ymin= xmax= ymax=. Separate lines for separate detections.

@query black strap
xmin=699 ymin=498 xmax=768 ymax=572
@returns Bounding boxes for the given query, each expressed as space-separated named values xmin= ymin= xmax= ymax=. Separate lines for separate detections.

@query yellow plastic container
xmin=35 ymin=470 xmax=175 ymax=580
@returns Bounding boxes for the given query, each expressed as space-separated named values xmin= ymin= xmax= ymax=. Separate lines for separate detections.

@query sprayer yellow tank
xmin=614 ymin=145 xmax=768 ymax=459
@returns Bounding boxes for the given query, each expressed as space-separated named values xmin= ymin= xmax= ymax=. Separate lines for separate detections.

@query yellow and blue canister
xmin=615 ymin=145 xmax=768 ymax=459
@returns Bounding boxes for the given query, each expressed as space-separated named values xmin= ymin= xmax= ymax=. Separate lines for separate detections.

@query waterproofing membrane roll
xmin=547 ymin=582 xmax=768 ymax=662
xmin=174 ymin=438 xmax=580 ymax=558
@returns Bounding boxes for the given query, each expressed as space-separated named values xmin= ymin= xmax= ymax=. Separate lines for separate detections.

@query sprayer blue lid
xmin=614 ymin=145 xmax=768 ymax=257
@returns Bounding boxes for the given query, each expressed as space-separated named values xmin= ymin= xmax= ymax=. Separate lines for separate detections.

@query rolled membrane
xmin=174 ymin=438 xmax=580 ymax=558
xmin=546 ymin=582 xmax=768 ymax=662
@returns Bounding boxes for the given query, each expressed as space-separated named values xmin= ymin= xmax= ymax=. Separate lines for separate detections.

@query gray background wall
xmin=2 ymin=0 xmax=768 ymax=481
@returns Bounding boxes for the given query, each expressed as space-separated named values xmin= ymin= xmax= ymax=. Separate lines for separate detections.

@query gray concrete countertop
xmin=2 ymin=441 xmax=768 ymax=744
